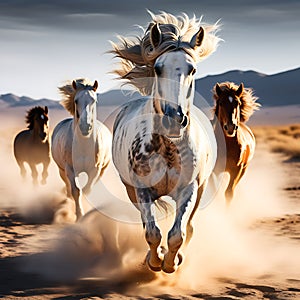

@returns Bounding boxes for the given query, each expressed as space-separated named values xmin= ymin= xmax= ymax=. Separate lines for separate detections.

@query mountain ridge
xmin=1 ymin=67 xmax=299 ymax=108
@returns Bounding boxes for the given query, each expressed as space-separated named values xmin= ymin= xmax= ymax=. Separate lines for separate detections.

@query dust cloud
xmin=0 ymin=117 xmax=299 ymax=296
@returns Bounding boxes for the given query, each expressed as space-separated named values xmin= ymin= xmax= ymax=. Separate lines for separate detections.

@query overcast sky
xmin=0 ymin=0 xmax=299 ymax=99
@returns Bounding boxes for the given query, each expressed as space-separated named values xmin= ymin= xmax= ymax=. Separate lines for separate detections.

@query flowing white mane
xmin=111 ymin=11 xmax=221 ymax=95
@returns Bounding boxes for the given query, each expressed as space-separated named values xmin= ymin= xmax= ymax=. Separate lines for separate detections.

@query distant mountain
xmin=195 ymin=67 xmax=300 ymax=107
xmin=0 ymin=93 xmax=61 ymax=109
xmin=1 ymin=67 xmax=299 ymax=109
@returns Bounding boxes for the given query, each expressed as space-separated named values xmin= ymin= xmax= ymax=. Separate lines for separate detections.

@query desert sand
xmin=0 ymin=104 xmax=299 ymax=299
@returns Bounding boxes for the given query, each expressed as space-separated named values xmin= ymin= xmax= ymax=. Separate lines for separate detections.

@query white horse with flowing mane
xmin=111 ymin=12 xmax=220 ymax=273
xmin=51 ymin=79 xmax=112 ymax=221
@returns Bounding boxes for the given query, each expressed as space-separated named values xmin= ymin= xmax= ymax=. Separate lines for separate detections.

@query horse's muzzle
xmin=39 ymin=132 xmax=47 ymax=141
xmin=162 ymin=105 xmax=188 ymax=137
xmin=223 ymin=123 xmax=238 ymax=137
xmin=79 ymin=124 xmax=92 ymax=137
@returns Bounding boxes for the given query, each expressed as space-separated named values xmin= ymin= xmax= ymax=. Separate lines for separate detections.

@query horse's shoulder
xmin=113 ymin=97 xmax=150 ymax=133
xmin=14 ymin=129 xmax=31 ymax=142
xmin=58 ymin=118 xmax=73 ymax=126
xmin=53 ymin=118 xmax=72 ymax=132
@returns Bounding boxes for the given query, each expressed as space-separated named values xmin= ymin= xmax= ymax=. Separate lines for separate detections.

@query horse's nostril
xmin=224 ymin=124 xmax=228 ymax=131
xmin=181 ymin=115 xmax=188 ymax=127
xmin=162 ymin=115 xmax=170 ymax=129
xmin=235 ymin=125 xmax=239 ymax=130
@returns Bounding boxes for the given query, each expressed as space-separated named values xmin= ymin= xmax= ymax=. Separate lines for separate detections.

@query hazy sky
xmin=0 ymin=0 xmax=299 ymax=99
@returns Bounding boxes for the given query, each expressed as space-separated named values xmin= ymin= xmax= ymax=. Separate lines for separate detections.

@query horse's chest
xmin=129 ymin=138 xmax=195 ymax=195
xmin=225 ymin=136 xmax=244 ymax=165
xmin=31 ymin=141 xmax=49 ymax=161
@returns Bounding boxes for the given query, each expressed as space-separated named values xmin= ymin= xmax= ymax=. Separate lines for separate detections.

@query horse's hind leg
xmin=186 ymin=180 xmax=206 ymax=245
xmin=136 ymin=187 xmax=163 ymax=272
xmin=163 ymin=180 xmax=198 ymax=273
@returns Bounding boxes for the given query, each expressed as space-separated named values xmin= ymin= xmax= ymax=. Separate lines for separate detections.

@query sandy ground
xmin=0 ymin=105 xmax=299 ymax=299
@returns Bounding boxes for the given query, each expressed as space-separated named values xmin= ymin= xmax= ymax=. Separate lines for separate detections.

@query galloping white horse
xmin=111 ymin=12 xmax=220 ymax=273
xmin=51 ymin=79 xmax=112 ymax=220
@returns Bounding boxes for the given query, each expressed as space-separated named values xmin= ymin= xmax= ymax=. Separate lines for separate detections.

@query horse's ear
xmin=236 ymin=83 xmax=244 ymax=97
xmin=150 ymin=23 xmax=162 ymax=49
xmin=72 ymin=80 xmax=77 ymax=90
xmin=93 ymin=80 xmax=98 ymax=92
xmin=190 ymin=27 xmax=204 ymax=49
xmin=44 ymin=106 xmax=48 ymax=114
xmin=215 ymin=83 xmax=222 ymax=97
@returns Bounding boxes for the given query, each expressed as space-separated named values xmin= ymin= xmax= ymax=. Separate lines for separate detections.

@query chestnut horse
xmin=212 ymin=82 xmax=260 ymax=205
xmin=13 ymin=106 xmax=50 ymax=185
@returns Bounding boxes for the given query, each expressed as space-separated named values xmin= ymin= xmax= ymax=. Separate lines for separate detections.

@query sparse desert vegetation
xmin=253 ymin=124 xmax=300 ymax=160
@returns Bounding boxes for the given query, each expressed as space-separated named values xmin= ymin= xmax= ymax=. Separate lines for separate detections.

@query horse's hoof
xmin=41 ymin=180 xmax=46 ymax=185
xmin=162 ymin=252 xmax=183 ymax=273
xmin=145 ymin=251 xmax=162 ymax=272
xmin=177 ymin=252 xmax=183 ymax=266
xmin=161 ymin=261 xmax=176 ymax=273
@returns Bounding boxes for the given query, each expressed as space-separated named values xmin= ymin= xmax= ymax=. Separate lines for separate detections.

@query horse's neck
xmin=30 ymin=128 xmax=44 ymax=142
xmin=73 ymin=121 xmax=97 ymax=147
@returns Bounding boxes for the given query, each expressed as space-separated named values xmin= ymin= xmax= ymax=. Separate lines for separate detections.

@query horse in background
xmin=51 ymin=79 xmax=111 ymax=221
xmin=13 ymin=106 xmax=50 ymax=185
xmin=111 ymin=11 xmax=220 ymax=273
xmin=212 ymin=82 xmax=260 ymax=205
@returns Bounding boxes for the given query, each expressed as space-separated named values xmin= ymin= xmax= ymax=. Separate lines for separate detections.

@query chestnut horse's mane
xmin=25 ymin=106 xmax=47 ymax=130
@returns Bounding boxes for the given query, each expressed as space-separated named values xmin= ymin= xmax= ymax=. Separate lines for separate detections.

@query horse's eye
xmin=40 ymin=115 xmax=44 ymax=120
xmin=154 ymin=64 xmax=162 ymax=76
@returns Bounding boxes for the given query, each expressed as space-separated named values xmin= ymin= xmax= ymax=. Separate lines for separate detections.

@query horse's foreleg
xmin=136 ymin=187 xmax=162 ymax=272
xmin=29 ymin=163 xmax=38 ymax=186
xmin=82 ymin=168 xmax=99 ymax=196
xmin=66 ymin=165 xmax=84 ymax=221
xmin=41 ymin=159 xmax=50 ymax=185
xmin=225 ymin=166 xmax=245 ymax=205
xmin=163 ymin=181 xmax=198 ymax=273
xmin=17 ymin=160 xmax=26 ymax=180
xmin=58 ymin=168 xmax=71 ymax=196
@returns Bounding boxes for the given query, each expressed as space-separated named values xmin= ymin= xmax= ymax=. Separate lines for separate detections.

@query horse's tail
xmin=154 ymin=197 xmax=173 ymax=214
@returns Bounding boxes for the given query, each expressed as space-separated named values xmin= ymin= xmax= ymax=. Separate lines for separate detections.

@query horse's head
xmin=214 ymin=83 xmax=244 ymax=137
xmin=151 ymin=24 xmax=204 ymax=138
xmin=27 ymin=106 xmax=49 ymax=142
xmin=72 ymin=80 xmax=98 ymax=137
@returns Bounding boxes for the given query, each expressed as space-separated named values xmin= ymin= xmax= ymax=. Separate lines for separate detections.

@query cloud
xmin=1 ymin=0 xmax=299 ymax=33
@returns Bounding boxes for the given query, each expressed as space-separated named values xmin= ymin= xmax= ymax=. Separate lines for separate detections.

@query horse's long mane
xmin=25 ymin=106 xmax=47 ymax=129
xmin=59 ymin=78 xmax=95 ymax=115
xmin=111 ymin=11 xmax=221 ymax=95
xmin=213 ymin=82 xmax=260 ymax=123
